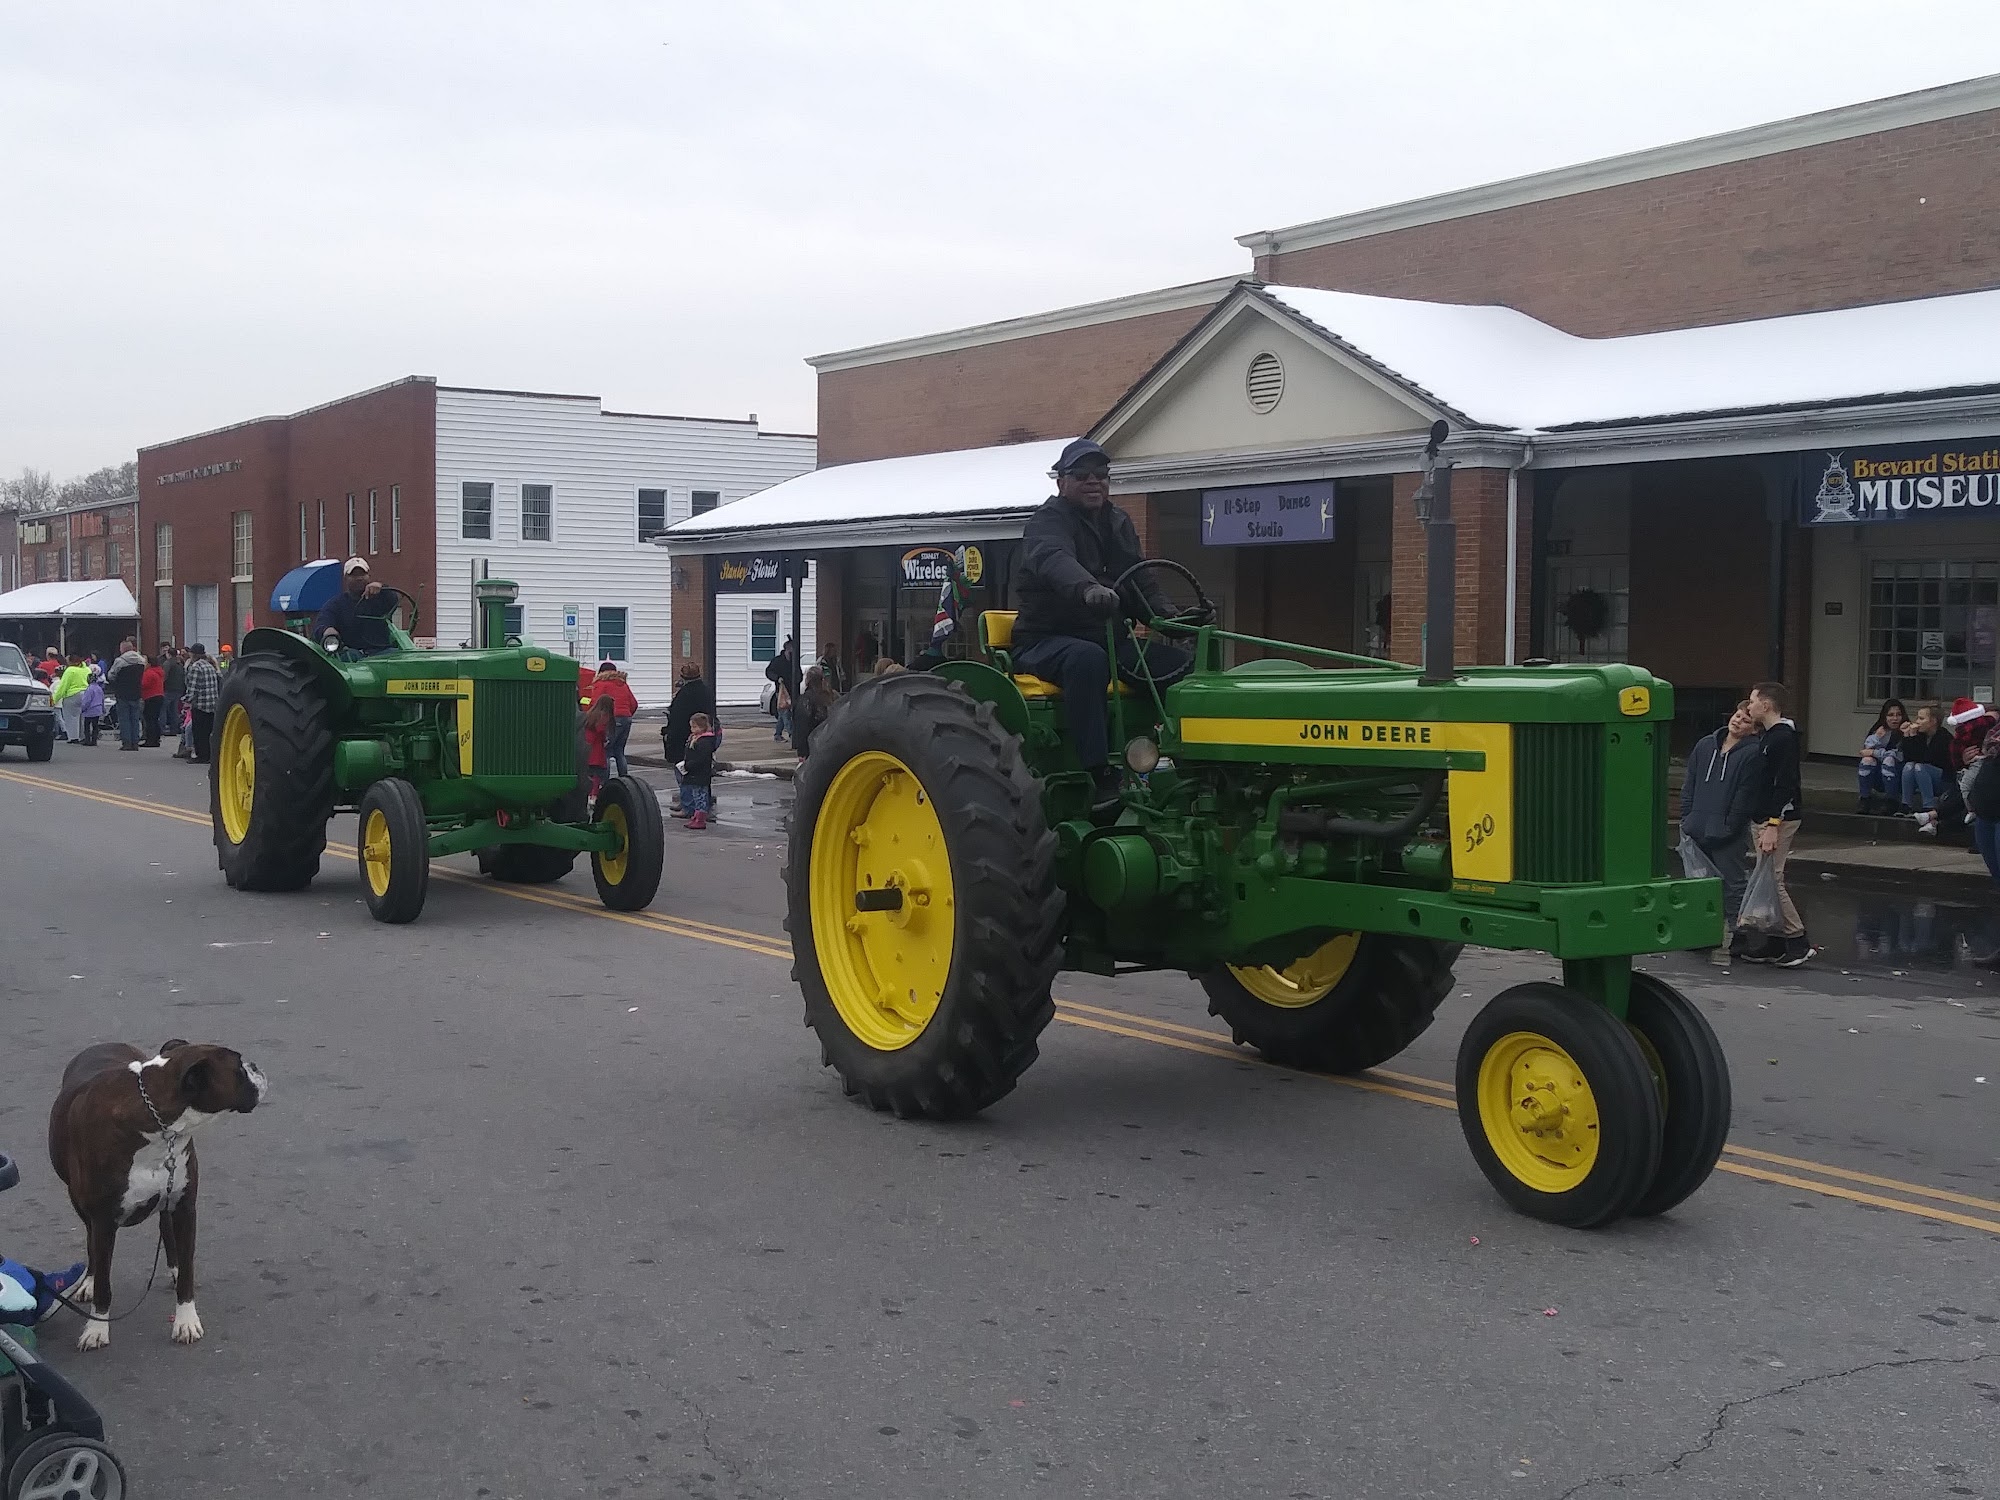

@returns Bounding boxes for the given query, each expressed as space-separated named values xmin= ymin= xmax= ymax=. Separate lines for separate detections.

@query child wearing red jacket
xmin=590 ymin=660 xmax=638 ymax=778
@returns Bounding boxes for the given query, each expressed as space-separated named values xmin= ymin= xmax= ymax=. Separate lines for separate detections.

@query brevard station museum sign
xmin=1801 ymin=438 xmax=2000 ymax=525
xmin=1201 ymin=480 xmax=1335 ymax=546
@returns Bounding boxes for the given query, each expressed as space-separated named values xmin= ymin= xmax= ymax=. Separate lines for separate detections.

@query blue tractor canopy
xmin=270 ymin=560 xmax=344 ymax=623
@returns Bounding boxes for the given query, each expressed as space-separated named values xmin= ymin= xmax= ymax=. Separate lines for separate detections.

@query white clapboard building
xmin=434 ymin=387 xmax=815 ymax=706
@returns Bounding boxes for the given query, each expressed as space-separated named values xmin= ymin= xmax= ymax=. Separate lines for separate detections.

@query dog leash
xmin=43 ymin=1075 xmax=179 ymax=1326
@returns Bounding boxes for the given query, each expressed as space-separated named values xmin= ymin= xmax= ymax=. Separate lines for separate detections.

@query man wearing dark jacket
xmin=1744 ymin=680 xmax=1815 ymax=967
xmin=1680 ymin=702 xmax=1763 ymax=968
xmin=107 ymin=639 xmax=147 ymax=751
xmin=311 ymin=557 xmax=399 ymax=656
xmin=1012 ymin=439 xmax=1188 ymax=799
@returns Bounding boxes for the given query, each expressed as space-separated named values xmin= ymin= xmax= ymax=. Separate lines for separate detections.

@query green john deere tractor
xmin=210 ymin=577 xmax=663 ymax=924
xmin=786 ymin=424 xmax=1729 ymax=1229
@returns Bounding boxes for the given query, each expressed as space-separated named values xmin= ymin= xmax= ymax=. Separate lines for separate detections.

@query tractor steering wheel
xmin=1111 ymin=558 xmax=1218 ymax=631
xmin=373 ymin=586 xmax=421 ymax=637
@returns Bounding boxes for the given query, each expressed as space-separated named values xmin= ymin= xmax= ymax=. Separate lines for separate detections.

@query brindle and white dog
xmin=47 ymin=1039 xmax=267 ymax=1351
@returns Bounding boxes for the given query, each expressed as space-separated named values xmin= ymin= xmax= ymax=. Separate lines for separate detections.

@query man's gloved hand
xmin=1082 ymin=583 xmax=1122 ymax=617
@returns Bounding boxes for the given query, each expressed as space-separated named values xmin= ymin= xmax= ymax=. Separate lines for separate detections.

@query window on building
xmin=597 ymin=606 xmax=628 ymax=662
xmin=317 ymin=500 xmax=327 ymax=558
xmin=106 ymin=540 xmax=119 ymax=579
xmin=691 ymin=489 xmax=720 ymax=516
xmin=232 ymin=510 xmax=254 ymax=580
xmin=369 ymin=489 xmax=379 ymax=553
xmin=1544 ymin=561 xmax=1629 ymax=665
xmin=83 ymin=546 xmax=99 ymax=579
xmin=461 ymin=481 xmax=493 ymax=540
xmin=155 ymin=523 xmax=173 ymax=581
xmin=346 ymin=494 xmax=357 ymax=557
xmin=502 ymin=604 xmax=524 ymax=641
xmin=750 ymin=609 xmax=778 ymax=663
xmin=298 ymin=504 xmax=308 ymax=561
xmin=638 ymin=489 xmax=669 ymax=543
xmin=38 ymin=552 xmax=53 ymax=582
xmin=1865 ymin=558 xmax=2000 ymax=703
xmin=521 ymin=483 xmax=553 ymax=542
xmin=156 ymin=587 xmax=173 ymax=648
xmin=391 ymin=485 xmax=402 ymax=552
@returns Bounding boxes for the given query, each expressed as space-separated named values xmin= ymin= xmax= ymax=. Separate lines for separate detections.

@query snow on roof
xmin=1258 ymin=284 xmax=2000 ymax=430
xmin=0 ymin=579 xmax=141 ymax=619
xmin=664 ymin=439 xmax=1073 ymax=547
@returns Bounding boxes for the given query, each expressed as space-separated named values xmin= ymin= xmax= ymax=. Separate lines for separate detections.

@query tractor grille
xmin=1651 ymin=724 xmax=1671 ymax=878
xmin=471 ymin=680 xmax=577 ymax=779
xmin=1511 ymin=723 xmax=1603 ymax=884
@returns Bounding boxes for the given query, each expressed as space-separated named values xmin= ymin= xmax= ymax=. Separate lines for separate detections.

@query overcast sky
xmin=4 ymin=1 xmax=1997 ymax=478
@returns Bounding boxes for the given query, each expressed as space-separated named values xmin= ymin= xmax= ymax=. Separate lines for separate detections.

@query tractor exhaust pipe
xmin=1413 ymin=420 xmax=1456 ymax=685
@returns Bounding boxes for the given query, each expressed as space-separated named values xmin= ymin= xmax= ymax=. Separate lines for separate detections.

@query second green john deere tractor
xmin=209 ymin=578 xmax=663 ymax=924
xmin=786 ymin=433 xmax=1729 ymax=1229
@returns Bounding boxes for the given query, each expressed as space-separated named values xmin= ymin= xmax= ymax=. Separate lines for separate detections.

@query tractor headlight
xmin=1124 ymin=736 xmax=1160 ymax=774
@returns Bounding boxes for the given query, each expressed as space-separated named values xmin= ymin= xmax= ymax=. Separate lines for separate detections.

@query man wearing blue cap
xmin=1012 ymin=439 xmax=1188 ymax=805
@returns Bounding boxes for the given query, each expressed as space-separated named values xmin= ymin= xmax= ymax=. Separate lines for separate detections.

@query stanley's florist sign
xmin=1801 ymin=438 xmax=2000 ymax=525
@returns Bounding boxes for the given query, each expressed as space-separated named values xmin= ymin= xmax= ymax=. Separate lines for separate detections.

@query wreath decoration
xmin=1562 ymin=587 xmax=1610 ymax=644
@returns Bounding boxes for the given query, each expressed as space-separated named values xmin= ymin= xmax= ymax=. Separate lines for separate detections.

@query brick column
xmin=671 ymin=555 xmax=710 ymax=674
xmin=1388 ymin=467 xmax=1516 ymax=668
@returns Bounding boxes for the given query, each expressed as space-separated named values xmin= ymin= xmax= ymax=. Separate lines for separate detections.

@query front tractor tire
xmin=785 ymin=674 xmax=1062 ymax=1120
xmin=1456 ymin=982 xmax=1665 ymax=1229
xmin=211 ymin=653 xmax=336 ymax=892
xmin=1201 ymin=934 xmax=1456 ymax=1073
xmin=358 ymin=778 xmax=431 ymax=924
xmin=591 ymin=775 xmax=665 ymax=911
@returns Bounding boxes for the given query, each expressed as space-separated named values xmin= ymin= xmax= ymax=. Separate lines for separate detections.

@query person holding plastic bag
xmin=1679 ymin=700 xmax=1763 ymax=969
xmin=1738 ymin=681 xmax=1816 ymax=968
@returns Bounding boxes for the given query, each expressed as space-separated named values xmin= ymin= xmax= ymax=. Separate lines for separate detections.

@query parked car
xmin=0 ymin=641 xmax=56 ymax=761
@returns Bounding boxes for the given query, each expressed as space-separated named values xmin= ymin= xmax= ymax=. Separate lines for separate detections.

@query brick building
xmin=671 ymin=73 xmax=2000 ymax=755
xmin=10 ymin=497 xmax=141 ymax=595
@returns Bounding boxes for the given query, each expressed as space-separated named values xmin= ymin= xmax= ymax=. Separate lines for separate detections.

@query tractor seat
xmin=980 ymin=610 xmax=1131 ymax=698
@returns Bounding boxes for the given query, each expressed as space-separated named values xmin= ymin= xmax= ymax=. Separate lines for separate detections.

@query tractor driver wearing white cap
xmin=311 ymin=556 xmax=400 ymax=657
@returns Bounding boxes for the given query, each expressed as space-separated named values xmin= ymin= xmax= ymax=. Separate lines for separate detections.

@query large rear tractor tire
xmin=785 ymin=674 xmax=1062 ymax=1119
xmin=211 ymin=654 xmax=335 ymax=892
xmin=1456 ymin=983 xmax=1664 ymax=1229
xmin=358 ymin=777 xmax=430 ymax=924
xmin=591 ymin=775 xmax=665 ymax=911
xmin=1200 ymin=934 xmax=1455 ymax=1073
xmin=1624 ymin=972 xmax=1731 ymax=1218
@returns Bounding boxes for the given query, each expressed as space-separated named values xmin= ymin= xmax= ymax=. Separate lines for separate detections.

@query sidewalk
xmin=626 ymin=716 xmax=802 ymax=780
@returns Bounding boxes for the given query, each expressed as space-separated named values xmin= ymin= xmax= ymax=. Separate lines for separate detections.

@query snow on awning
xmin=1257 ymin=284 xmax=2000 ymax=431
xmin=662 ymin=440 xmax=1073 ymax=554
xmin=0 ymin=579 xmax=141 ymax=619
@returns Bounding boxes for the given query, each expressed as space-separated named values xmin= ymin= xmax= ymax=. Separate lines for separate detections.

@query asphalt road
xmin=1 ymin=743 xmax=1995 ymax=1500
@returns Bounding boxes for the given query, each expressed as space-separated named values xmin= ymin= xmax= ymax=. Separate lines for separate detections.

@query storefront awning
xmin=0 ymin=579 xmax=140 ymax=619
xmin=662 ymin=439 xmax=1074 ymax=555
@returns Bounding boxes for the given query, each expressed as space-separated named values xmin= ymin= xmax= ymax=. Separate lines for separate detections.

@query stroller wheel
xmin=5 ymin=1433 xmax=126 ymax=1500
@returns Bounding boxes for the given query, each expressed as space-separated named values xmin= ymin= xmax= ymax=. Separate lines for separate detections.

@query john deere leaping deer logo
xmin=1811 ymin=453 xmax=1858 ymax=522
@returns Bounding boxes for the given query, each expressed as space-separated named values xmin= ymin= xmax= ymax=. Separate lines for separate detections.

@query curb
xmin=1787 ymin=855 xmax=1995 ymax=897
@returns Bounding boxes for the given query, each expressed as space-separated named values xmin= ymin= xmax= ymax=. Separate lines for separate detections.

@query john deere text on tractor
xmin=786 ymin=424 xmax=1728 ymax=1229
xmin=209 ymin=577 xmax=663 ymax=924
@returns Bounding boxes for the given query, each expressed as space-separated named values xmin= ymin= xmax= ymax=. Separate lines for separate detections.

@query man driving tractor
xmin=1011 ymin=438 xmax=1191 ymax=806
xmin=312 ymin=556 xmax=400 ymax=657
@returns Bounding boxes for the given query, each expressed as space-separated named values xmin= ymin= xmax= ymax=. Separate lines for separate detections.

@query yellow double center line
xmin=8 ymin=767 xmax=2000 ymax=1237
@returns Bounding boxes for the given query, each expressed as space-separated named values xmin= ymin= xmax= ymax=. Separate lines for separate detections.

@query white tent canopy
xmin=663 ymin=439 xmax=1073 ymax=554
xmin=0 ymin=579 xmax=140 ymax=619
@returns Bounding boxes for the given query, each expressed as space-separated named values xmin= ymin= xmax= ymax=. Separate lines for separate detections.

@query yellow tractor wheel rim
xmin=217 ymin=703 xmax=256 ymax=845
xmin=1227 ymin=932 xmax=1361 ymax=1008
xmin=598 ymin=803 xmax=629 ymax=885
xmin=361 ymin=809 xmax=393 ymax=896
xmin=808 ymin=750 xmax=955 ymax=1052
xmin=1476 ymin=1030 xmax=1602 ymax=1194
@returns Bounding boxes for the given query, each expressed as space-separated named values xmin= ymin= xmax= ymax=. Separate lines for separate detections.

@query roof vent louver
xmin=1246 ymin=351 xmax=1285 ymax=413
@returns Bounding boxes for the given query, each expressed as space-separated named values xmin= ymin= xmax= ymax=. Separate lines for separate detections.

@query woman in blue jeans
xmin=1898 ymin=703 xmax=1951 ymax=813
xmin=1969 ymin=719 xmax=2000 ymax=883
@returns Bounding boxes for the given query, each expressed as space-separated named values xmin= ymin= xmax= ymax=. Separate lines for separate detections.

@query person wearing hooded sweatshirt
xmin=77 ymin=669 xmax=105 ymax=746
xmin=1743 ymin=680 xmax=1815 ymax=968
xmin=108 ymin=637 xmax=147 ymax=751
xmin=49 ymin=655 xmax=89 ymax=742
xmin=589 ymin=659 xmax=639 ymax=779
xmin=1680 ymin=700 xmax=1763 ymax=968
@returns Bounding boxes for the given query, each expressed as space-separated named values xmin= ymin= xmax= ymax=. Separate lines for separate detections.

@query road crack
xmin=1553 ymin=1351 xmax=1995 ymax=1498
